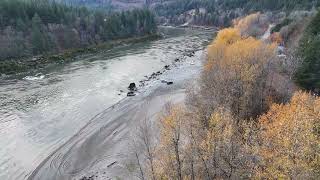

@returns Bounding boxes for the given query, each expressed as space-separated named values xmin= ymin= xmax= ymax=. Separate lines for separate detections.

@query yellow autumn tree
xmin=206 ymin=28 xmax=241 ymax=70
xmin=234 ymin=12 xmax=269 ymax=37
xmin=189 ymin=108 xmax=235 ymax=179
xmin=194 ymin=108 xmax=254 ymax=179
xmin=256 ymin=91 xmax=320 ymax=179
xmin=154 ymin=104 xmax=186 ymax=180
xmin=151 ymin=104 xmax=256 ymax=179
xmin=203 ymin=27 xmax=276 ymax=120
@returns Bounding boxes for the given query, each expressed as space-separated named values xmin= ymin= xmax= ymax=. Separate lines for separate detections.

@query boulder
xmin=187 ymin=53 xmax=194 ymax=57
xmin=128 ymin=83 xmax=137 ymax=91
xmin=127 ymin=91 xmax=136 ymax=97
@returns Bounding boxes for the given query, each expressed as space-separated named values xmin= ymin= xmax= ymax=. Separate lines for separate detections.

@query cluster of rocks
xmin=79 ymin=169 xmax=114 ymax=180
xmin=120 ymin=49 xmax=197 ymax=97
xmin=123 ymin=65 xmax=175 ymax=97
xmin=184 ymin=50 xmax=195 ymax=57
xmin=79 ymin=175 xmax=96 ymax=180
xmin=127 ymin=83 xmax=137 ymax=96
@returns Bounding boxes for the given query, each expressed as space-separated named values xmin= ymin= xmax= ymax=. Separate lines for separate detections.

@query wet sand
xmin=27 ymin=50 xmax=206 ymax=180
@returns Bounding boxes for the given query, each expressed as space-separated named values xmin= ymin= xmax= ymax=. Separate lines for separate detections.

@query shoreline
xmin=0 ymin=34 xmax=161 ymax=76
xmin=159 ymin=24 xmax=219 ymax=31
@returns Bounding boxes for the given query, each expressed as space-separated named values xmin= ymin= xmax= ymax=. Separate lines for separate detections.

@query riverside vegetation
xmin=133 ymin=12 xmax=320 ymax=179
xmin=0 ymin=0 xmax=157 ymax=74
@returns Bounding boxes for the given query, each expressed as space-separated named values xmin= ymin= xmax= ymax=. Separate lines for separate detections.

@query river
xmin=0 ymin=27 xmax=214 ymax=180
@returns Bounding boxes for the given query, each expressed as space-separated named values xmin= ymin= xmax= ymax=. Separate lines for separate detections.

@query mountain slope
xmin=62 ymin=0 xmax=148 ymax=10
xmin=154 ymin=0 xmax=320 ymax=26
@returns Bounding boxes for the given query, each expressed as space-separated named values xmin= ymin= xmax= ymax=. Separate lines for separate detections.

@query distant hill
xmin=153 ymin=0 xmax=320 ymax=26
xmin=62 ymin=0 xmax=157 ymax=10
xmin=61 ymin=0 xmax=320 ymax=12
xmin=59 ymin=0 xmax=113 ymax=9
xmin=66 ymin=0 xmax=319 ymax=27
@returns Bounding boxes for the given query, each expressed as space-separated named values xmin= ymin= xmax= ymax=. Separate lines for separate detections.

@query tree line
xmin=62 ymin=0 xmax=113 ymax=9
xmin=154 ymin=0 xmax=320 ymax=27
xmin=0 ymin=0 xmax=157 ymax=60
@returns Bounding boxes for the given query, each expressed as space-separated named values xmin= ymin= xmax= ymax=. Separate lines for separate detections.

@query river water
xmin=0 ymin=27 xmax=214 ymax=180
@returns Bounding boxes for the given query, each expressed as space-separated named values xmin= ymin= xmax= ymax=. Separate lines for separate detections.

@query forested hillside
xmin=62 ymin=0 xmax=148 ymax=10
xmin=154 ymin=0 xmax=320 ymax=26
xmin=60 ymin=0 xmax=114 ymax=10
xmin=0 ymin=0 xmax=156 ymax=60
xmin=296 ymin=11 xmax=320 ymax=92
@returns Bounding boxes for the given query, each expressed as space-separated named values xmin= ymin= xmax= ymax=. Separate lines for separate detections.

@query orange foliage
xmin=155 ymin=105 xmax=186 ymax=179
xmin=206 ymin=27 xmax=276 ymax=79
xmin=234 ymin=12 xmax=269 ymax=37
xmin=212 ymin=28 xmax=242 ymax=46
xmin=257 ymin=92 xmax=320 ymax=179
xmin=204 ymin=27 xmax=277 ymax=119
xmin=206 ymin=28 xmax=241 ymax=70
xmin=207 ymin=27 xmax=276 ymax=69
xmin=223 ymin=37 xmax=276 ymax=78
xmin=234 ymin=12 xmax=261 ymax=31
xmin=270 ymin=32 xmax=283 ymax=44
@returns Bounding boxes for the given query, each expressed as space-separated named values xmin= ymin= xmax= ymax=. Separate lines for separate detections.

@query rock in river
xmin=128 ymin=83 xmax=137 ymax=91
xmin=127 ymin=91 xmax=136 ymax=97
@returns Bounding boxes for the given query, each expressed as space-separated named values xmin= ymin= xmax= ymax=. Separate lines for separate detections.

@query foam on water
xmin=23 ymin=74 xmax=45 ymax=81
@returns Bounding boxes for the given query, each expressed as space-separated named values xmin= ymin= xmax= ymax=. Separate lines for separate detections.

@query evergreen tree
xmin=31 ymin=13 xmax=50 ymax=54
xmin=16 ymin=18 xmax=27 ymax=32
xmin=296 ymin=11 xmax=320 ymax=92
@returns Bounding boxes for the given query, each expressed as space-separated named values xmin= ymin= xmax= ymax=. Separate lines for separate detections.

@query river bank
xmin=0 ymin=27 xmax=214 ymax=180
xmin=0 ymin=34 xmax=161 ymax=75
